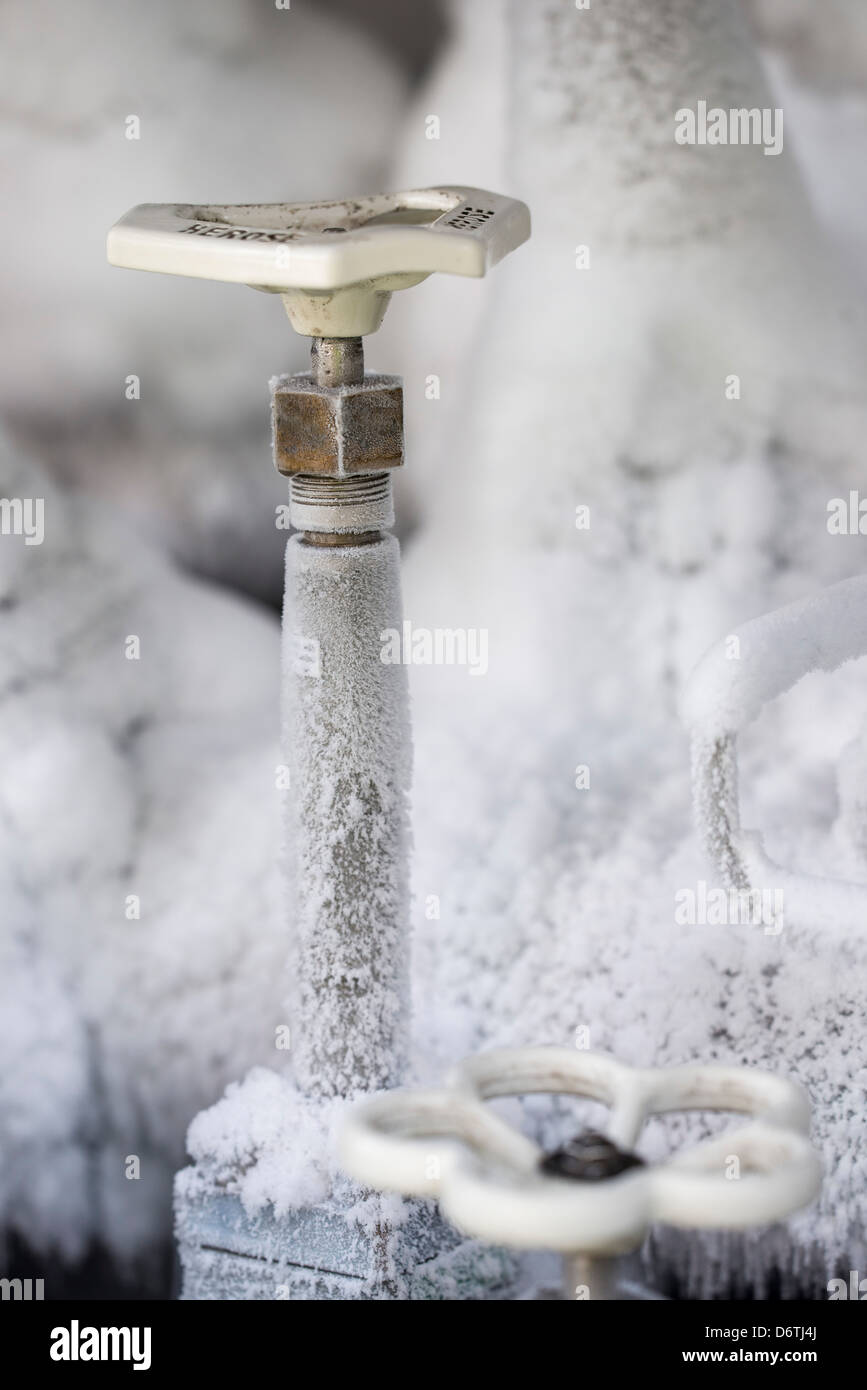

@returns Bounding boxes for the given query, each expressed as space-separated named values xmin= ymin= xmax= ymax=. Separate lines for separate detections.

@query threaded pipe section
xmin=289 ymin=472 xmax=394 ymax=534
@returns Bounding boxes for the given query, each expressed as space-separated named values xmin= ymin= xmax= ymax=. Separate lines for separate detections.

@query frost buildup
xmin=282 ymin=533 xmax=412 ymax=1097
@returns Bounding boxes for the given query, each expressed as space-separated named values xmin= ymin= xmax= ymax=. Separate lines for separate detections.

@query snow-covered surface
xmin=183 ymin=1069 xmax=347 ymax=1218
xmin=0 ymin=428 xmax=285 ymax=1267
xmin=175 ymin=1067 xmax=517 ymax=1300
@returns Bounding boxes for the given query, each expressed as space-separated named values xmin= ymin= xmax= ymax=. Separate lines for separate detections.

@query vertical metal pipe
xmin=282 ymin=530 xmax=411 ymax=1097
xmin=563 ymin=1252 xmax=621 ymax=1302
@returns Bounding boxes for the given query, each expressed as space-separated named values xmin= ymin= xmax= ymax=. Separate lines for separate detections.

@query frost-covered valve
xmin=107 ymin=189 xmax=530 ymax=1105
xmin=108 ymin=189 xmax=529 ymax=539
xmin=340 ymin=1048 xmax=821 ymax=1299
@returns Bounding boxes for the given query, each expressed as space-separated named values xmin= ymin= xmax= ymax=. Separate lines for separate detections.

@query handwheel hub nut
xmin=539 ymin=1130 xmax=646 ymax=1182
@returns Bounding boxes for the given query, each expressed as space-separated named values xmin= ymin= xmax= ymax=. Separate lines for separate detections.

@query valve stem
xmin=310 ymin=336 xmax=364 ymax=388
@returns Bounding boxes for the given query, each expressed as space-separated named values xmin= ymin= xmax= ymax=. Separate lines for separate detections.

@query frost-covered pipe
xmin=282 ymin=529 xmax=411 ymax=1097
xmin=683 ymin=573 xmax=867 ymax=925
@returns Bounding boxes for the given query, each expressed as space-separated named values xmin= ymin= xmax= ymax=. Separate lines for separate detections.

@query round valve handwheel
xmin=340 ymin=1049 xmax=821 ymax=1259
xmin=107 ymin=186 xmax=531 ymax=336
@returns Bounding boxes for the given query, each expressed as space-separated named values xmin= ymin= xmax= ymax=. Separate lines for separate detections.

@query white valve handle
xmin=340 ymin=1048 xmax=820 ymax=1257
xmin=107 ymin=186 xmax=530 ymax=337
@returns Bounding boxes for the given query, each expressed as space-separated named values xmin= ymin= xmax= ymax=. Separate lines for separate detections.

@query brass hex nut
xmin=271 ymin=372 xmax=404 ymax=477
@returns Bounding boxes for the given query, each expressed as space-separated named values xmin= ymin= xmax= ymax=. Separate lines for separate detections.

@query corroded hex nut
xmin=271 ymin=372 xmax=404 ymax=477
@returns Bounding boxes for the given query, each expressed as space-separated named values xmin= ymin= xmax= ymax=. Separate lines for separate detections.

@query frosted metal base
xmin=175 ymin=1185 xmax=516 ymax=1301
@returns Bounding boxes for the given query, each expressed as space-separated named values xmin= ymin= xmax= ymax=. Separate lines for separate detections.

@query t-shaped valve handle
xmin=109 ymin=185 xmax=530 ymax=538
xmin=107 ymin=186 xmax=530 ymax=337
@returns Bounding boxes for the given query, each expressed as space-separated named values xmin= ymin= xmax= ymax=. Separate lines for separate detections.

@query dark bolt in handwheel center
xmin=539 ymin=1130 xmax=645 ymax=1181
